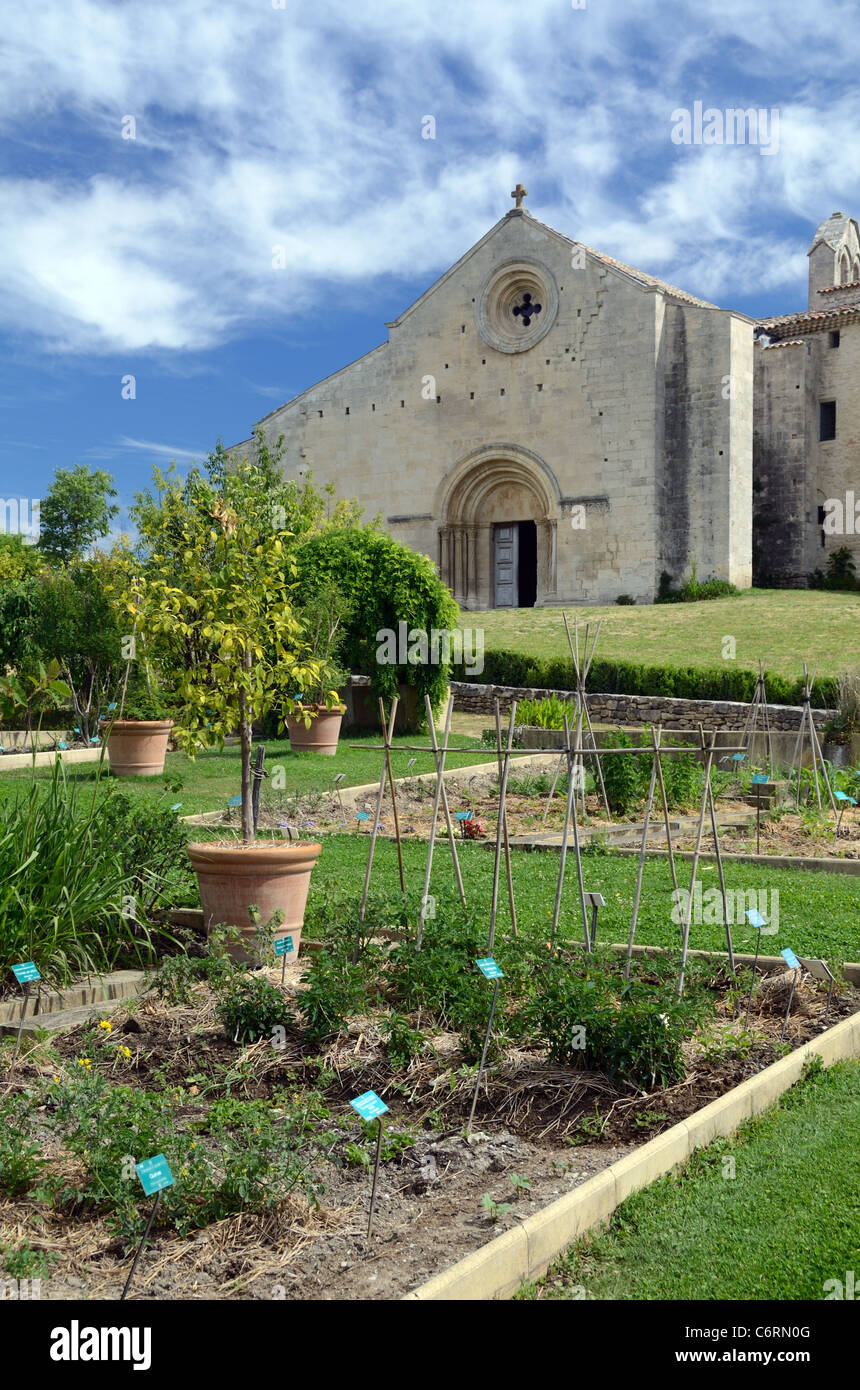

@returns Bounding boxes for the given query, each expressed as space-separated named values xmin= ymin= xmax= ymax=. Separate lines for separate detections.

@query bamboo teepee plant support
xmin=789 ymin=663 xmax=837 ymax=815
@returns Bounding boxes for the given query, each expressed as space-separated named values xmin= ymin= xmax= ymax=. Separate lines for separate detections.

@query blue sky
xmin=1 ymin=0 xmax=858 ymax=534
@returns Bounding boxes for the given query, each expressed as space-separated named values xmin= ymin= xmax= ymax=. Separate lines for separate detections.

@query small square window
xmin=819 ymin=401 xmax=836 ymax=441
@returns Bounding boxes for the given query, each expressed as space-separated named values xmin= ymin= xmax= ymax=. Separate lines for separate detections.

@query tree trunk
xmin=239 ymin=649 xmax=254 ymax=843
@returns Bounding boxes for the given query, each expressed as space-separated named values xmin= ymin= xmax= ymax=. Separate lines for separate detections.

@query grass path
xmin=518 ymin=1058 xmax=860 ymax=1300
xmin=462 ymin=590 xmax=860 ymax=678
xmin=301 ymin=835 xmax=860 ymax=963
xmin=0 ymin=734 xmax=496 ymax=817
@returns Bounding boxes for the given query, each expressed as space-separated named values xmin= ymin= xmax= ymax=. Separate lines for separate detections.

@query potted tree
xmin=283 ymin=581 xmax=351 ymax=755
xmin=117 ymin=462 xmax=332 ymax=962
xmin=105 ymin=665 xmax=174 ymax=777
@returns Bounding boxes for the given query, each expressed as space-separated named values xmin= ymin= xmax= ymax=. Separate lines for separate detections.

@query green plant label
xmin=274 ymin=935 xmax=294 ymax=957
xmin=136 ymin=1155 xmax=175 ymax=1196
xmin=11 ymin=962 xmax=40 ymax=984
xmin=477 ymin=957 xmax=503 ymax=980
xmin=350 ymin=1090 xmax=388 ymax=1122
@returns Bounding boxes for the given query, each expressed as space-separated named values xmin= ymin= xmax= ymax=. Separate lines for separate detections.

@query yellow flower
xmin=52 ymin=1075 xmax=59 ymax=1083
xmin=76 ymin=1057 xmax=92 ymax=1069
xmin=120 ymin=1046 xmax=131 ymax=1059
xmin=99 ymin=1020 xmax=112 ymax=1032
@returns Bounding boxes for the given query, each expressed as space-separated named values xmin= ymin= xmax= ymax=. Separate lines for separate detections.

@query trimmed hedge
xmin=452 ymin=648 xmax=837 ymax=709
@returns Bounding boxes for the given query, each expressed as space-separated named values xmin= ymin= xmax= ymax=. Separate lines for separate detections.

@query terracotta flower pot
xmin=284 ymin=704 xmax=345 ymax=756
xmin=186 ymin=840 xmax=322 ymax=963
xmin=107 ymin=720 xmax=173 ymax=777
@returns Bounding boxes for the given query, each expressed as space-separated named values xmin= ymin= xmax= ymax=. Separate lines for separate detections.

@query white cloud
xmin=0 ymin=0 xmax=857 ymax=353
xmin=116 ymin=437 xmax=205 ymax=461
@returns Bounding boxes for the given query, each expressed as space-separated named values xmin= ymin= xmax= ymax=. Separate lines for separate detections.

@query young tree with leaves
xmin=37 ymin=464 xmax=119 ymax=565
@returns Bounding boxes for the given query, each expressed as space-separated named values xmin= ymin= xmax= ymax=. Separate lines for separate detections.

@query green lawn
xmin=0 ymin=734 xmax=496 ymax=818
xmin=462 ymin=590 xmax=860 ymax=678
xmin=302 ymin=835 xmax=860 ymax=964
xmin=518 ymin=1057 xmax=860 ymax=1300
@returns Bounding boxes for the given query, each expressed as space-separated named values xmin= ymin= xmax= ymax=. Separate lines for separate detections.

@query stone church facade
xmin=235 ymin=195 xmax=857 ymax=608
xmin=754 ymin=211 xmax=860 ymax=587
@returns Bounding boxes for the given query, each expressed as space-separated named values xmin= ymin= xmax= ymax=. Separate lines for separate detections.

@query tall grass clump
xmin=0 ymin=760 xmax=184 ymax=987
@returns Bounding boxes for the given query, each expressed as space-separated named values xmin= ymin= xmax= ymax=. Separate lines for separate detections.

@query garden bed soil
xmin=244 ymin=768 xmax=859 ymax=861
xmin=2 ymin=959 xmax=856 ymax=1301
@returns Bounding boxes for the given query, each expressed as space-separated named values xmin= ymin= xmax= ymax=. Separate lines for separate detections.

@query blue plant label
xmin=834 ymin=790 xmax=856 ymax=804
xmin=356 ymin=811 xmax=370 ymax=821
xmin=170 ymin=803 xmax=182 ymax=811
xmin=752 ymin=774 xmax=769 ymax=785
xmin=454 ymin=810 xmax=474 ymax=821
xmin=274 ymin=935 xmax=294 ymax=957
xmin=350 ymin=1090 xmax=389 ymax=1122
xmin=57 ymin=741 xmax=67 ymax=750
xmin=732 ymin=753 xmax=746 ymax=762
xmin=107 ymin=702 xmax=118 ymax=711
xmin=477 ymin=957 xmax=504 ymax=980
xmin=11 ymin=962 xmax=40 ymax=984
xmin=136 ymin=1155 xmax=175 ymax=1196
xmin=781 ymin=948 xmax=801 ymax=971
xmin=227 ymin=794 xmax=242 ymax=807
xmin=745 ymin=909 xmax=767 ymax=930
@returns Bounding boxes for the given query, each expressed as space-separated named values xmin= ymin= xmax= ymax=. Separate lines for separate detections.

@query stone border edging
xmin=403 ymin=1009 xmax=860 ymax=1300
xmin=180 ymin=754 xmax=558 ymax=827
xmin=0 ymin=970 xmax=148 ymax=1028
xmin=0 ymin=747 xmax=104 ymax=773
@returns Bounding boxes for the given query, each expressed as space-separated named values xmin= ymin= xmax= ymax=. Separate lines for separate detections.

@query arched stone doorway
xmin=436 ymin=445 xmax=560 ymax=609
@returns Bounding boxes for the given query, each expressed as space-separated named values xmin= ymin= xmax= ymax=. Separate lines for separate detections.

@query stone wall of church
xmin=657 ymin=304 xmax=752 ymax=590
xmin=806 ymin=324 xmax=860 ymax=577
xmin=249 ymin=212 xmax=752 ymax=607
xmin=753 ymin=326 xmax=860 ymax=585
xmin=753 ymin=341 xmax=812 ymax=586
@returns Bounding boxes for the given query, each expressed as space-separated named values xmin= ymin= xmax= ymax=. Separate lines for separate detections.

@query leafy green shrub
xmin=0 ymin=1096 xmax=46 ymax=1196
xmin=526 ymin=960 xmax=709 ymax=1090
xmin=49 ymin=1072 xmax=312 ymax=1247
xmin=517 ymin=694 xmax=577 ymax=729
xmin=382 ymin=1012 xmax=426 ymax=1065
xmin=97 ymin=788 xmax=193 ymax=919
xmin=822 ymin=671 xmax=860 ymax=745
xmin=660 ymin=742 xmax=704 ymax=810
xmin=808 ymin=546 xmax=858 ymax=592
xmin=215 ymin=974 xmax=292 ymax=1044
xmin=293 ymin=529 xmax=459 ymax=718
xmin=301 ymin=954 xmax=368 ymax=1044
xmin=600 ymin=730 xmax=647 ymax=814
xmin=656 ymin=563 xmax=740 ymax=604
xmin=454 ymin=649 xmax=837 ymax=709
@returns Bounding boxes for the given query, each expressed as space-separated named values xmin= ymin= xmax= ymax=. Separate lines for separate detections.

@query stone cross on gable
xmin=510 ymin=183 xmax=528 ymax=210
